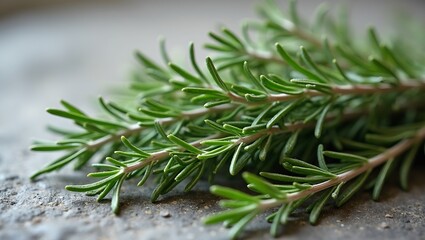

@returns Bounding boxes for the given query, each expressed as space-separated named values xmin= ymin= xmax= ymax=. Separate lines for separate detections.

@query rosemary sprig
xmin=31 ymin=0 xmax=425 ymax=238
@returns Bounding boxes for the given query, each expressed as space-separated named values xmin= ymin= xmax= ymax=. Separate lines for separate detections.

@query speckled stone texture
xmin=1 ymin=1 xmax=424 ymax=239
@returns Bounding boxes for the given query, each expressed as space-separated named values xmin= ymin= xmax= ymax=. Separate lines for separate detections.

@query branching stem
xmin=124 ymin=133 xmax=222 ymax=173
xmin=86 ymin=104 xmax=237 ymax=151
xmin=260 ymin=125 xmax=425 ymax=210
xmin=124 ymin=107 xmax=368 ymax=174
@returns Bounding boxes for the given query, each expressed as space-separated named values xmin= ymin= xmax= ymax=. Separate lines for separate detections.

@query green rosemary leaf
xmin=222 ymin=28 xmax=245 ymax=49
xmin=323 ymin=151 xmax=368 ymax=163
xmin=400 ymin=143 xmax=420 ymax=190
xmin=201 ymin=139 xmax=234 ymax=146
xmin=175 ymin=161 xmax=201 ymax=181
xmin=204 ymin=99 xmax=231 ymax=108
xmin=204 ymin=119 xmax=234 ymax=135
xmin=154 ymin=121 xmax=170 ymax=141
xmin=74 ymin=150 xmax=95 ymax=170
xmin=230 ymin=143 xmax=251 ymax=175
xmin=30 ymin=149 xmax=86 ymax=180
xmin=270 ymin=205 xmax=285 ymax=237
xmin=217 ymin=105 xmax=245 ymax=123
xmin=163 ymin=157 xmax=177 ymax=173
xmin=30 ymin=144 xmax=80 ymax=151
xmin=260 ymin=75 xmax=303 ymax=95
xmin=167 ymin=134 xmax=203 ymax=154
xmin=111 ymin=175 xmax=126 ymax=214
xmin=135 ymin=51 xmax=165 ymax=72
xmin=65 ymin=171 xmax=124 ymax=192
xmin=182 ymin=87 xmax=225 ymax=96
xmin=309 ymin=187 xmax=334 ymax=225
xmin=198 ymin=145 xmax=235 ymax=160
xmin=60 ymin=100 xmax=87 ymax=116
xmin=213 ymin=150 xmax=233 ymax=174
xmin=97 ymin=181 xmax=115 ymax=202
xmin=223 ymin=124 xmax=243 ymax=136
xmin=228 ymin=210 xmax=259 ymax=240
xmin=190 ymin=94 xmax=227 ymax=104
xmin=367 ymin=27 xmax=381 ymax=53
xmin=113 ymin=151 xmax=143 ymax=158
xmin=314 ymin=102 xmax=332 ymax=138
xmin=243 ymin=172 xmax=286 ymax=199
xmin=169 ymin=63 xmax=203 ymax=84
xmin=316 ymin=144 xmax=328 ymax=170
xmin=299 ymin=46 xmax=328 ymax=83
xmin=189 ymin=42 xmax=207 ymax=80
xmin=334 ymin=45 xmax=372 ymax=71
xmin=151 ymin=170 xmax=181 ymax=202
xmin=81 ymin=123 xmax=112 ymax=134
xmin=210 ymin=185 xmax=259 ymax=203
xmin=143 ymin=99 xmax=172 ymax=112
xmin=98 ymin=97 xmax=126 ymax=121
xmin=206 ymin=57 xmax=230 ymax=92
xmin=139 ymin=108 xmax=179 ymax=118
xmin=332 ymin=182 xmax=345 ymax=199
xmin=231 ymin=84 xmax=266 ymax=96
xmin=336 ymin=170 xmax=371 ymax=207
xmin=290 ymin=79 xmax=332 ymax=91
xmin=369 ymin=57 xmax=399 ymax=83
xmin=92 ymin=163 xmax=120 ymax=170
xmin=159 ymin=37 xmax=171 ymax=65
xmin=282 ymin=130 xmax=300 ymax=157
xmin=339 ymin=138 xmax=386 ymax=152
xmin=184 ymin=162 xmax=206 ymax=192
xmin=85 ymin=186 xmax=105 ymax=196
xmin=243 ymin=62 xmax=268 ymax=92
xmin=244 ymin=135 xmax=267 ymax=151
xmin=288 ymin=0 xmax=300 ymax=26
xmin=244 ymin=93 xmax=268 ymax=102
xmin=381 ymin=45 xmax=417 ymax=78
xmin=202 ymin=204 xmax=257 ymax=225
xmin=208 ymin=31 xmax=240 ymax=50
xmin=283 ymin=157 xmax=326 ymax=171
xmin=106 ymin=157 xmax=127 ymax=167
xmin=275 ymin=43 xmax=324 ymax=83
xmin=204 ymin=43 xmax=233 ymax=52
xmin=259 ymin=134 xmax=273 ymax=161
xmin=293 ymin=182 xmax=311 ymax=190
xmin=87 ymin=170 xmax=120 ymax=178
xmin=285 ymin=164 xmax=336 ymax=178
xmin=120 ymin=136 xmax=151 ymax=157
xmin=332 ymin=59 xmax=353 ymax=83
xmin=266 ymin=100 xmax=301 ymax=129
xmin=242 ymin=123 xmax=267 ymax=134
xmin=47 ymin=109 xmax=127 ymax=129
xmin=274 ymin=202 xmax=292 ymax=224
xmin=137 ymin=163 xmax=154 ymax=187
xmin=373 ymin=158 xmax=395 ymax=200
xmin=217 ymin=56 xmax=248 ymax=71
xmin=260 ymin=172 xmax=329 ymax=183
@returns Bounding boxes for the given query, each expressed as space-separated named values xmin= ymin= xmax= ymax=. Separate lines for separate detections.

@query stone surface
xmin=0 ymin=0 xmax=425 ymax=240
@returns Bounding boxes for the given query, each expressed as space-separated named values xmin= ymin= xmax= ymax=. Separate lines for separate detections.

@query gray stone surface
xmin=1 ymin=1 xmax=424 ymax=239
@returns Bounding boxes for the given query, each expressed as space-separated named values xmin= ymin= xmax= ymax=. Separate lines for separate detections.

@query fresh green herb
xmin=31 ymin=0 xmax=425 ymax=238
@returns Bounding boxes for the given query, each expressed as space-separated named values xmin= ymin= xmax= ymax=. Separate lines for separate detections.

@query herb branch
xmin=31 ymin=0 xmax=425 ymax=238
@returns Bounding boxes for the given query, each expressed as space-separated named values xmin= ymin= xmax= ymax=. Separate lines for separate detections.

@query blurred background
xmin=0 ymin=0 xmax=424 ymax=146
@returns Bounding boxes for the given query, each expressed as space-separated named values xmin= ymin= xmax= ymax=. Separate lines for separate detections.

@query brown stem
xmin=123 ymin=107 xmax=368 ymax=174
